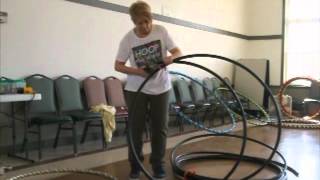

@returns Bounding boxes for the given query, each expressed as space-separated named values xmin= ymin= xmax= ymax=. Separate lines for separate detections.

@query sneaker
xmin=152 ymin=164 xmax=166 ymax=179
xmin=153 ymin=177 xmax=166 ymax=180
xmin=129 ymin=166 xmax=141 ymax=180
xmin=129 ymin=176 xmax=140 ymax=180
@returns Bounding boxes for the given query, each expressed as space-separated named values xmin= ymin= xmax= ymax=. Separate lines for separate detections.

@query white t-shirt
xmin=116 ymin=24 xmax=177 ymax=95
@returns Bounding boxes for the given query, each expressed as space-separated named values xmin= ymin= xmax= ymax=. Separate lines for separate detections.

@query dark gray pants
xmin=125 ymin=90 xmax=169 ymax=167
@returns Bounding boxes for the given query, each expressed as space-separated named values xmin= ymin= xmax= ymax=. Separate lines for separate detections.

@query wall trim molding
xmin=65 ymin=0 xmax=283 ymax=41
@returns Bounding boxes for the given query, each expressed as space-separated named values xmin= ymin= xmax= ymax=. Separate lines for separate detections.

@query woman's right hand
xmin=115 ymin=61 xmax=148 ymax=77
xmin=136 ymin=68 xmax=149 ymax=77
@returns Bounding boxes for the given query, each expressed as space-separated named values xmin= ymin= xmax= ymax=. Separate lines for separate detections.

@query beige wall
xmin=245 ymin=40 xmax=282 ymax=85
xmin=245 ymin=0 xmax=282 ymax=36
xmin=245 ymin=0 xmax=283 ymax=85
xmin=104 ymin=0 xmax=248 ymax=34
xmin=0 ymin=0 xmax=252 ymax=80
xmin=0 ymin=0 xmax=284 ymax=147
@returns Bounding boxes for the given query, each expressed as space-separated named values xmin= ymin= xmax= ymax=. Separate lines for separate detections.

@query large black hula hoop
xmin=127 ymin=54 xmax=282 ymax=180
xmin=171 ymin=134 xmax=298 ymax=180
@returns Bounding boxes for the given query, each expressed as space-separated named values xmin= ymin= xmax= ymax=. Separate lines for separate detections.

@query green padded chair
xmin=168 ymin=85 xmax=184 ymax=133
xmin=190 ymin=78 xmax=212 ymax=123
xmin=173 ymin=78 xmax=196 ymax=127
xmin=203 ymin=77 xmax=225 ymax=126
xmin=24 ymin=74 xmax=76 ymax=161
xmin=203 ymin=77 xmax=216 ymax=102
xmin=220 ymin=77 xmax=250 ymax=116
xmin=54 ymin=75 xmax=105 ymax=150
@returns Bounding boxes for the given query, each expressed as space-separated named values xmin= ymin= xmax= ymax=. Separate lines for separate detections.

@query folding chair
xmin=81 ymin=76 xmax=108 ymax=145
xmin=173 ymin=77 xmax=197 ymax=127
xmin=24 ymin=74 xmax=76 ymax=160
xmin=54 ymin=75 xmax=105 ymax=150
xmin=190 ymin=78 xmax=212 ymax=124
xmin=104 ymin=76 xmax=128 ymax=135
xmin=168 ymin=86 xmax=184 ymax=133
xmin=203 ymin=77 xmax=225 ymax=126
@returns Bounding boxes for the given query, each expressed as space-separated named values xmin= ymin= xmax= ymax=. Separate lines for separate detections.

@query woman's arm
xmin=163 ymin=47 xmax=182 ymax=65
xmin=114 ymin=61 xmax=148 ymax=77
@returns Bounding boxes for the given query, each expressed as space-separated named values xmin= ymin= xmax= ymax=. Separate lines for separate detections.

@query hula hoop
xmin=278 ymin=77 xmax=320 ymax=120
xmin=7 ymin=168 xmax=117 ymax=180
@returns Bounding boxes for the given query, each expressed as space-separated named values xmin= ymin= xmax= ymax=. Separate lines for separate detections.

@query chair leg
xmin=124 ymin=118 xmax=128 ymax=135
xmin=80 ymin=121 xmax=90 ymax=144
xmin=21 ymin=138 xmax=26 ymax=152
xmin=221 ymin=108 xmax=225 ymax=125
xmin=100 ymin=121 xmax=107 ymax=149
xmin=38 ymin=125 xmax=42 ymax=161
xmin=53 ymin=124 xmax=62 ymax=148
xmin=72 ymin=122 xmax=78 ymax=155
xmin=21 ymin=135 xmax=29 ymax=159
xmin=23 ymin=103 xmax=29 ymax=159
xmin=177 ymin=111 xmax=185 ymax=132
xmin=193 ymin=109 xmax=199 ymax=126
xmin=210 ymin=109 xmax=216 ymax=127
xmin=191 ymin=109 xmax=198 ymax=127
xmin=177 ymin=115 xmax=184 ymax=133
xmin=202 ymin=108 xmax=210 ymax=126
xmin=173 ymin=116 xmax=178 ymax=130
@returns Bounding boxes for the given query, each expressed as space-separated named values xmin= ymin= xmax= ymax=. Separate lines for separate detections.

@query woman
xmin=114 ymin=1 xmax=181 ymax=179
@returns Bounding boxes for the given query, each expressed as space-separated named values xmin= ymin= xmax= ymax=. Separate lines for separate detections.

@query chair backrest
xmin=174 ymin=78 xmax=193 ymax=103
xmin=25 ymin=74 xmax=56 ymax=113
xmin=190 ymin=78 xmax=206 ymax=103
xmin=104 ymin=76 xmax=126 ymax=107
xmin=203 ymin=77 xmax=221 ymax=102
xmin=203 ymin=77 xmax=214 ymax=92
xmin=83 ymin=76 xmax=107 ymax=108
xmin=54 ymin=75 xmax=83 ymax=112
xmin=0 ymin=76 xmax=11 ymax=81
xmin=211 ymin=77 xmax=221 ymax=89
xmin=203 ymin=77 xmax=214 ymax=97
xmin=217 ymin=77 xmax=236 ymax=101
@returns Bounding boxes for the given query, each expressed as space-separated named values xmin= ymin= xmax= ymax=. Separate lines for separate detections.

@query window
xmin=284 ymin=0 xmax=320 ymax=84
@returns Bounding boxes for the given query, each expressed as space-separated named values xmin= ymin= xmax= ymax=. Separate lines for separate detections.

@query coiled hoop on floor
xmin=7 ymin=168 xmax=117 ymax=180
xmin=128 ymin=54 xmax=283 ymax=180
xmin=171 ymin=133 xmax=299 ymax=180
xmin=274 ymin=77 xmax=320 ymax=129
xmin=278 ymin=77 xmax=320 ymax=120
xmin=268 ymin=118 xmax=320 ymax=129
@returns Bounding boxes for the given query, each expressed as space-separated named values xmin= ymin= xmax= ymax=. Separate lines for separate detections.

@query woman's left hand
xmin=163 ymin=56 xmax=173 ymax=65
xmin=163 ymin=47 xmax=182 ymax=66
